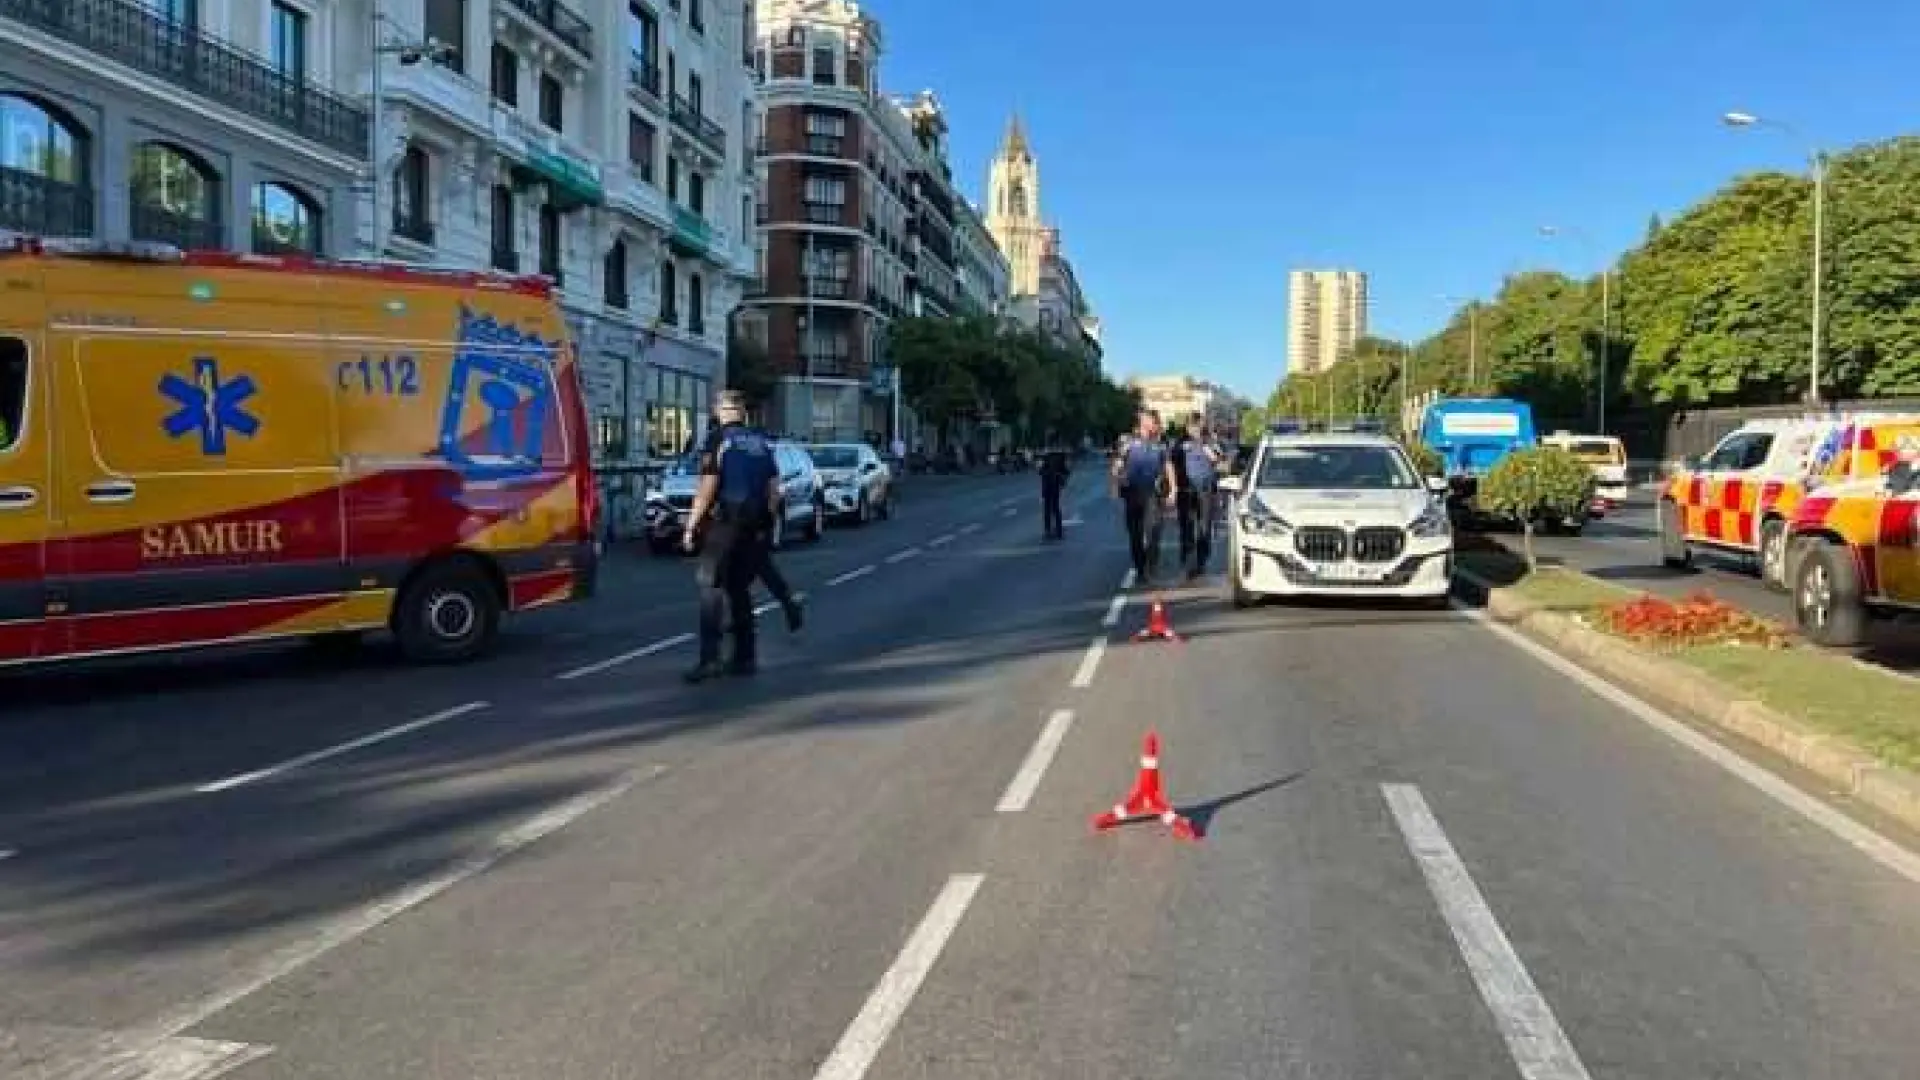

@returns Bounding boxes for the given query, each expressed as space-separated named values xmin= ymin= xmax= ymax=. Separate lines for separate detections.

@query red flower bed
xmin=1592 ymin=591 xmax=1788 ymax=649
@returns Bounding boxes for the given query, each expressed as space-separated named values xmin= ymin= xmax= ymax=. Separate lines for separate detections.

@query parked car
xmin=809 ymin=442 xmax=895 ymax=524
xmin=644 ymin=438 xmax=827 ymax=554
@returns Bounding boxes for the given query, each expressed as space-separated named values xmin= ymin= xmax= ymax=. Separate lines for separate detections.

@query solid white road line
xmin=1456 ymin=602 xmax=1920 ymax=885
xmin=886 ymin=547 xmax=923 ymax=564
xmin=133 ymin=767 xmax=664 ymax=1056
xmin=196 ymin=702 xmax=491 ymax=794
xmin=958 ymin=523 xmax=982 ymax=535
xmin=557 ymin=633 xmax=695 ymax=682
xmin=812 ymin=873 xmax=985 ymax=1080
xmin=1069 ymin=638 xmax=1107 ymax=689
xmin=996 ymin=710 xmax=1077 ymax=813
xmin=1383 ymin=784 xmax=1594 ymax=1080
xmin=927 ymin=533 xmax=956 ymax=548
xmin=1100 ymin=594 xmax=1128 ymax=629
xmin=828 ymin=565 xmax=876 ymax=586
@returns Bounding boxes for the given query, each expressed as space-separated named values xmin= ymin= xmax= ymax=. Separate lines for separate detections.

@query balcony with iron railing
xmin=799 ymin=353 xmax=854 ymax=378
xmin=499 ymin=0 xmax=593 ymax=58
xmin=0 ymin=166 xmax=94 ymax=237
xmin=131 ymin=204 xmax=221 ymax=249
xmin=0 ymin=0 xmax=368 ymax=156
xmin=626 ymin=55 xmax=661 ymax=100
xmin=669 ymin=94 xmax=727 ymax=155
xmin=805 ymin=277 xmax=851 ymax=300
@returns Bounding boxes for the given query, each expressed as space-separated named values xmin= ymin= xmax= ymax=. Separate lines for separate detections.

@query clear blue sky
xmin=876 ymin=0 xmax=1920 ymax=404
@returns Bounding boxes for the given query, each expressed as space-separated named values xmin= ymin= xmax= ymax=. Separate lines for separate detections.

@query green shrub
xmin=1403 ymin=441 xmax=1444 ymax=478
xmin=1477 ymin=446 xmax=1594 ymax=567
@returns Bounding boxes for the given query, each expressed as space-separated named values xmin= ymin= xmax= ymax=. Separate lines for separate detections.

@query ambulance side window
xmin=0 ymin=337 xmax=25 ymax=453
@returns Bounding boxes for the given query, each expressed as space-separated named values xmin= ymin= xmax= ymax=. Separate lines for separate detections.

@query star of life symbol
xmin=159 ymin=356 xmax=260 ymax=456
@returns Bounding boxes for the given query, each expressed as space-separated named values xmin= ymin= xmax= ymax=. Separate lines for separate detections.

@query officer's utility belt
xmin=714 ymin=499 xmax=771 ymax=524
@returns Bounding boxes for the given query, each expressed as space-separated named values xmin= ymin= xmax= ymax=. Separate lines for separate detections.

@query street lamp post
xmin=1539 ymin=224 xmax=1613 ymax=433
xmin=1724 ymin=110 xmax=1828 ymax=407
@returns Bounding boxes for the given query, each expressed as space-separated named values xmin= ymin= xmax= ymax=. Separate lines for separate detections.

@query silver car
xmin=643 ymin=440 xmax=827 ymax=554
xmin=809 ymin=442 xmax=895 ymax=524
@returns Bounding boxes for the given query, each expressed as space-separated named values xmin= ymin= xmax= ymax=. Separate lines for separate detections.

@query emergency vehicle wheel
xmin=1659 ymin=500 xmax=1693 ymax=569
xmin=1793 ymin=541 xmax=1868 ymax=648
xmin=1758 ymin=518 xmax=1789 ymax=591
xmin=394 ymin=560 xmax=501 ymax=664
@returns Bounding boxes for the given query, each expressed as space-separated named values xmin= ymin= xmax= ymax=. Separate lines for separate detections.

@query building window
xmin=802 ymin=243 xmax=850 ymax=298
xmin=423 ymin=0 xmax=464 ymax=71
xmin=539 ymin=74 xmax=564 ymax=132
xmin=628 ymin=114 xmax=655 ymax=182
xmin=392 ymin=145 xmax=431 ymax=243
xmin=0 ymin=93 xmax=92 ymax=237
xmin=659 ymin=260 xmax=678 ymax=323
xmin=647 ymin=369 xmax=710 ymax=458
xmin=251 ymin=181 xmax=321 ymax=255
xmin=666 ymin=156 xmax=679 ymax=201
xmin=627 ymin=3 xmax=660 ymax=90
xmin=152 ymin=0 xmax=197 ymax=27
xmin=740 ymin=193 xmax=751 ymax=238
xmin=812 ymin=46 xmax=836 ymax=85
xmin=605 ymin=240 xmax=629 ymax=308
xmin=538 ymin=203 xmax=562 ymax=281
xmin=491 ymin=45 xmax=518 ymax=106
xmin=688 ymin=72 xmax=703 ymax=114
xmin=688 ymin=0 xmax=703 ymax=33
xmin=270 ymin=2 xmax=307 ymax=80
xmin=688 ymin=171 xmax=704 ymax=214
xmin=687 ymin=273 xmax=703 ymax=333
xmin=491 ymin=185 xmax=516 ymax=270
xmin=802 ymin=174 xmax=845 ymax=226
xmin=804 ymin=110 xmax=844 ymax=156
xmin=129 ymin=142 xmax=220 ymax=249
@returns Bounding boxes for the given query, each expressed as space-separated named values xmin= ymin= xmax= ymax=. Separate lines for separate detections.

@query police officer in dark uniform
xmin=1039 ymin=442 xmax=1070 ymax=540
xmin=682 ymin=390 xmax=799 ymax=683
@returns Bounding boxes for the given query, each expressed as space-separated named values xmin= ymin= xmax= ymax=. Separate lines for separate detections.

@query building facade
xmin=985 ymin=116 xmax=1098 ymax=367
xmin=1 ymin=0 xmax=761 ymax=536
xmin=743 ymin=0 xmax=1004 ymax=444
xmin=1129 ymin=374 xmax=1244 ymax=438
xmin=1 ymin=0 xmax=370 ymax=256
xmin=1287 ymin=268 xmax=1368 ymax=376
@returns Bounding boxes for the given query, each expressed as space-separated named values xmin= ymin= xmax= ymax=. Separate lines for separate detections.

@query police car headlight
xmin=1409 ymin=501 xmax=1451 ymax=539
xmin=1238 ymin=495 xmax=1292 ymax=538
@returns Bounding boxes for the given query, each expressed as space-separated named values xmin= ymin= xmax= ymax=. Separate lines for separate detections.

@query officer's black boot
xmin=683 ymin=658 xmax=728 ymax=683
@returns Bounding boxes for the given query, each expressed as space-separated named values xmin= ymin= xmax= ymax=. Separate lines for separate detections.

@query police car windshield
xmin=1257 ymin=444 xmax=1419 ymax=490
xmin=809 ymin=446 xmax=861 ymax=468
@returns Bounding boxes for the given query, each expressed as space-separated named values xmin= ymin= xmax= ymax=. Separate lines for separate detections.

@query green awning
xmin=668 ymin=205 xmax=712 ymax=258
xmin=513 ymin=149 xmax=604 ymax=210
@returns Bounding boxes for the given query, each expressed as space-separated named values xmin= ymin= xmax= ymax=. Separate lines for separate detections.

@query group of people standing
xmin=1110 ymin=408 xmax=1224 ymax=587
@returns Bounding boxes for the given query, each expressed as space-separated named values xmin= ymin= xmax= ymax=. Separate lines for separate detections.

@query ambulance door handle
xmin=85 ymin=480 xmax=137 ymax=504
xmin=0 ymin=486 xmax=37 ymax=509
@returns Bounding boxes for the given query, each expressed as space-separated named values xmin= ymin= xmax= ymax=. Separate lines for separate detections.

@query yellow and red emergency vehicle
xmin=1783 ymin=419 xmax=1920 ymax=646
xmin=1659 ymin=413 xmax=1920 ymax=590
xmin=0 ymin=237 xmax=600 ymax=668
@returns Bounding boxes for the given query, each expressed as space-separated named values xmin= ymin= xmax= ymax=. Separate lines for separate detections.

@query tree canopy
xmin=1260 ymin=133 xmax=1920 ymax=429
xmin=885 ymin=315 xmax=1139 ymax=445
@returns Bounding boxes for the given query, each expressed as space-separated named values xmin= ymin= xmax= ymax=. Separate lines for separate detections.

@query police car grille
xmin=1294 ymin=527 xmax=1347 ymax=562
xmin=1352 ymin=527 xmax=1406 ymax=563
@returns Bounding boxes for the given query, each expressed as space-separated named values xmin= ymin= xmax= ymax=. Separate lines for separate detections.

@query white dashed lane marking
xmin=557 ymin=633 xmax=695 ymax=681
xmin=0 ymin=848 xmax=15 ymax=862
xmin=1100 ymin=594 xmax=1127 ymax=628
xmin=885 ymin=548 xmax=923 ymax=564
xmin=996 ymin=710 xmax=1077 ymax=813
xmin=927 ymin=534 xmax=956 ymax=548
xmin=828 ymin=565 xmax=876 ymax=586
xmin=196 ymin=702 xmax=491 ymax=793
xmin=1069 ymin=638 xmax=1107 ymax=689
xmin=958 ymin=523 xmax=982 ymax=535
xmin=1384 ymin=784 xmax=1594 ymax=1080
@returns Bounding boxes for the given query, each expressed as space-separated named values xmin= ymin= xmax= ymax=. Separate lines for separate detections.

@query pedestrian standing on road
xmin=1039 ymin=442 xmax=1070 ymax=540
xmin=1168 ymin=420 xmax=1196 ymax=568
xmin=681 ymin=390 xmax=800 ymax=684
xmin=1111 ymin=409 xmax=1178 ymax=585
xmin=1179 ymin=412 xmax=1224 ymax=579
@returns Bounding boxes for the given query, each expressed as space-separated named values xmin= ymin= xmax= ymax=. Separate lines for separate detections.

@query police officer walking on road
xmin=1176 ymin=411 xmax=1224 ymax=579
xmin=1039 ymin=441 xmax=1070 ymax=540
xmin=1111 ymin=409 xmax=1178 ymax=585
xmin=681 ymin=390 xmax=801 ymax=683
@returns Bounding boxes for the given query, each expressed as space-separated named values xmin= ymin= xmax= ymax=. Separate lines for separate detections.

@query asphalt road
xmin=5 ymin=471 xmax=1920 ymax=1077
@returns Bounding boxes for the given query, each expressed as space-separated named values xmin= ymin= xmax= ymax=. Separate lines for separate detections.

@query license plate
xmin=1316 ymin=561 xmax=1378 ymax=582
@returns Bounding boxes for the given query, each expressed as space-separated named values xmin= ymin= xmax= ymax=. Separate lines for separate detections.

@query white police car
xmin=1218 ymin=430 xmax=1453 ymax=607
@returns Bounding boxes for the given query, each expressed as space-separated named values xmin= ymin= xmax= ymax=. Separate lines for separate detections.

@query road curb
xmin=1456 ymin=567 xmax=1920 ymax=834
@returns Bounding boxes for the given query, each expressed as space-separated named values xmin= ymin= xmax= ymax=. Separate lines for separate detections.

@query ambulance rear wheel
xmin=1793 ymin=541 xmax=1868 ymax=648
xmin=394 ymin=560 xmax=501 ymax=664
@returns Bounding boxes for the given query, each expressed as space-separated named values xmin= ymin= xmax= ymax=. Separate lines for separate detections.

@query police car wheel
xmin=394 ymin=560 xmax=501 ymax=664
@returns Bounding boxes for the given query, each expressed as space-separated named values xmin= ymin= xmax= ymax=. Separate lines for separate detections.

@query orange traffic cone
xmin=1133 ymin=597 xmax=1180 ymax=643
xmin=1092 ymin=731 xmax=1200 ymax=840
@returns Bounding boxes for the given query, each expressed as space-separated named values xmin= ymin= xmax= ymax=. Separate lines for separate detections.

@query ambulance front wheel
xmin=394 ymin=558 xmax=502 ymax=664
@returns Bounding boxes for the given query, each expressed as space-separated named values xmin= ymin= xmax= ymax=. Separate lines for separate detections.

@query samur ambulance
xmin=0 ymin=238 xmax=600 ymax=668
xmin=1783 ymin=418 xmax=1920 ymax=645
xmin=1658 ymin=412 xmax=1920 ymax=591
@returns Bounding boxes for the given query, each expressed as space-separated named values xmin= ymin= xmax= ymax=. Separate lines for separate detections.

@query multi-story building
xmin=1 ymin=0 xmax=760 ymax=535
xmin=952 ymin=194 xmax=1009 ymax=316
xmin=985 ymin=116 xmax=1098 ymax=366
xmin=1287 ymin=268 xmax=1368 ymax=376
xmin=1 ymin=0 xmax=370 ymax=255
xmin=743 ymin=0 xmax=1005 ymax=443
xmin=1129 ymin=374 xmax=1243 ymax=437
